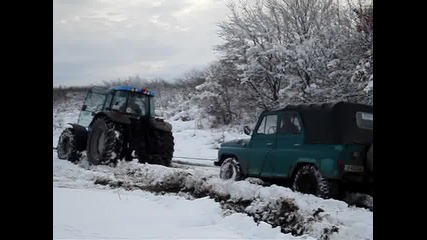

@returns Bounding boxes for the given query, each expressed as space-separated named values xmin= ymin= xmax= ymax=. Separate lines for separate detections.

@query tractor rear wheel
xmin=160 ymin=131 xmax=174 ymax=166
xmin=86 ymin=116 xmax=123 ymax=166
xmin=137 ymin=130 xmax=174 ymax=167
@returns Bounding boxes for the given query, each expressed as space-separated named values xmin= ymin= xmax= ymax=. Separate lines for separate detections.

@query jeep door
xmin=262 ymin=111 xmax=304 ymax=178
xmin=246 ymin=113 xmax=278 ymax=176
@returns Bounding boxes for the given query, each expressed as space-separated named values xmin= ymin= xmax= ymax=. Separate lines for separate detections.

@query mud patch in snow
xmin=91 ymin=163 xmax=341 ymax=239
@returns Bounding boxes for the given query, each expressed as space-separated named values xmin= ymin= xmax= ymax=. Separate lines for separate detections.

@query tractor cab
xmin=77 ymin=86 xmax=156 ymax=128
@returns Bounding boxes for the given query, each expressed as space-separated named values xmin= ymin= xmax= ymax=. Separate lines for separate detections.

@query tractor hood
xmin=221 ymin=138 xmax=250 ymax=148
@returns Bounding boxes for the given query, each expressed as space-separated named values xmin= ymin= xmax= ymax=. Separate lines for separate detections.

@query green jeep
xmin=215 ymin=102 xmax=373 ymax=198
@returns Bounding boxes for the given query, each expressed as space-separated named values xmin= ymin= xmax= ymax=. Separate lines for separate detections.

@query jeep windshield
xmin=110 ymin=91 xmax=153 ymax=117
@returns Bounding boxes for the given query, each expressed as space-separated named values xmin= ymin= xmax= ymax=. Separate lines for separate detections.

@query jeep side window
xmin=256 ymin=115 xmax=278 ymax=135
xmin=355 ymin=112 xmax=373 ymax=129
xmin=280 ymin=113 xmax=301 ymax=134
xmin=291 ymin=114 xmax=302 ymax=134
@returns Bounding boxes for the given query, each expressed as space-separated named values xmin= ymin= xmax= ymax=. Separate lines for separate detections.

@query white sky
xmin=53 ymin=0 xmax=231 ymax=86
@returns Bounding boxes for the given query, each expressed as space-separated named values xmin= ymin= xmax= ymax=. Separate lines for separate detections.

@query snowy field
xmin=54 ymin=188 xmax=297 ymax=239
xmin=53 ymin=103 xmax=373 ymax=240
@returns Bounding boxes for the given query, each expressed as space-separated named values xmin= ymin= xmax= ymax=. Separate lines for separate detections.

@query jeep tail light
xmin=338 ymin=159 xmax=344 ymax=168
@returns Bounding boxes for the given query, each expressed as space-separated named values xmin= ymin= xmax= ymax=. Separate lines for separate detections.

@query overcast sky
xmin=53 ymin=0 xmax=231 ymax=87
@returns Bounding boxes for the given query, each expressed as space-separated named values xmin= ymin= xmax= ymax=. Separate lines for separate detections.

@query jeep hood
xmin=221 ymin=138 xmax=250 ymax=148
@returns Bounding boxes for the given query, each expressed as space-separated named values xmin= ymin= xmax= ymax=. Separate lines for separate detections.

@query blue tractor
xmin=56 ymin=86 xmax=174 ymax=167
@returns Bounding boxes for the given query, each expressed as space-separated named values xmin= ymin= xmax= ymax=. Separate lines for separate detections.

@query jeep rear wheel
xmin=293 ymin=165 xmax=331 ymax=198
xmin=86 ymin=117 xmax=123 ymax=166
xmin=57 ymin=128 xmax=81 ymax=162
xmin=219 ymin=158 xmax=243 ymax=181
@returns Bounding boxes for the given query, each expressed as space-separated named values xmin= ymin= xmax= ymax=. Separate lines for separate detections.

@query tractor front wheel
xmin=57 ymin=128 xmax=81 ymax=162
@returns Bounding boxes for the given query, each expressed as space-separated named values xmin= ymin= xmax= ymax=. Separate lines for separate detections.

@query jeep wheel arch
xmin=291 ymin=161 xmax=317 ymax=180
xmin=220 ymin=154 xmax=235 ymax=164
xmin=292 ymin=164 xmax=330 ymax=198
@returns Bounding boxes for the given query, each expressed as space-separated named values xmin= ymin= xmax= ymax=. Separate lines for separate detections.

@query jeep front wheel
xmin=219 ymin=158 xmax=243 ymax=181
xmin=293 ymin=165 xmax=331 ymax=198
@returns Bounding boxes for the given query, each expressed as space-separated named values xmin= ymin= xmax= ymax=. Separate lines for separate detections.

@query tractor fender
xmin=67 ymin=123 xmax=88 ymax=151
xmin=95 ymin=112 xmax=131 ymax=125
xmin=149 ymin=118 xmax=172 ymax=132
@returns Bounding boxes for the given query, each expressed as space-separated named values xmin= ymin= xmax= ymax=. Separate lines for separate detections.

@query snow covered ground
xmin=53 ymin=101 xmax=373 ymax=240
xmin=54 ymin=187 xmax=299 ymax=239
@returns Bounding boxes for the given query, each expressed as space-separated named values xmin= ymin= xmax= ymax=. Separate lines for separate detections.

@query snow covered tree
xmin=194 ymin=60 xmax=256 ymax=126
xmin=216 ymin=0 xmax=292 ymax=110
xmin=215 ymin=0 xmax=373 ymax=109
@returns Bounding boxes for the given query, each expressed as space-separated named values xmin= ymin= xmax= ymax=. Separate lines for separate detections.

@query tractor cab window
xmin=126 ymin=93 xmax=146 ymax=115
xmin=111 ymin=91 xmax=148 ymax=116
xmin=83 ymin=88 xmax=108 ymax=112
xmin=111 ymin=91 xmax=128 ymax=111
xmin=149 ymin=96 xmax=155 ymax=117
xmin=77 ymin=87 xmax=108 ymax=127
